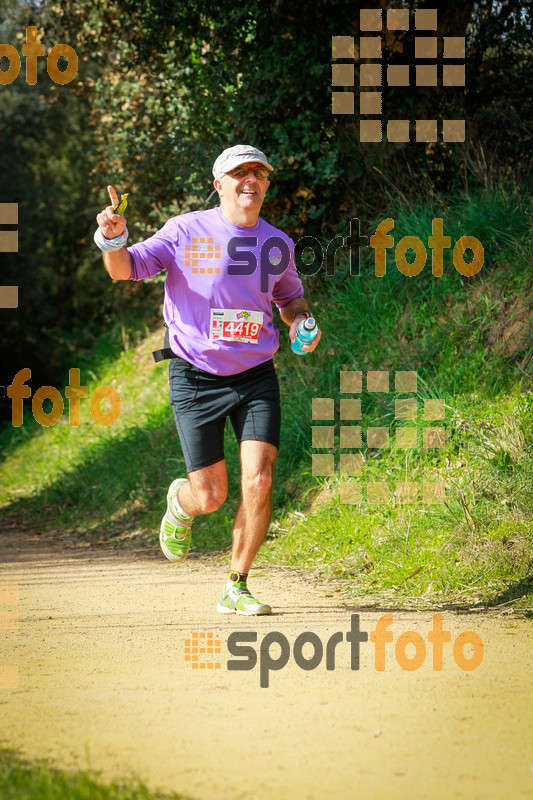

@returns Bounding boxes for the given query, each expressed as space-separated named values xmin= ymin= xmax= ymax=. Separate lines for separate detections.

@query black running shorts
xmin=169 ymin=356 xmax=281 ymax=473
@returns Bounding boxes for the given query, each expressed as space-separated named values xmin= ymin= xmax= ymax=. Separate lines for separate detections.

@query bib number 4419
xmin=224 ymin=321 xmax=261 ymax=338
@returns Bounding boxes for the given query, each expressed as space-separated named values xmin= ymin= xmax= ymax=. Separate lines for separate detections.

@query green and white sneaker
xmin=159 ymin=478 xmax=194 ymax=563
xmin=217 ymin=573 xmax=271 ymax=616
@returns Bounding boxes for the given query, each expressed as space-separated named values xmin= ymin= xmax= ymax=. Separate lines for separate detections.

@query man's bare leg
xmin=160 ymin=459 xmax=228 ymax=563
xmin=176 ymin=459 xmax=228 ymax=517
xmin=230 ymin=440 xmax=278 ymax=573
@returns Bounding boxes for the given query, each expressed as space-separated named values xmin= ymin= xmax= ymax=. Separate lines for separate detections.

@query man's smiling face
xmin=214 ymin=161 xmax=270 ymax=225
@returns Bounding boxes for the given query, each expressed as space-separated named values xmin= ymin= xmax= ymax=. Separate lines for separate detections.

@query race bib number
xmin=210 ymin=308 xmax=264 ymax=343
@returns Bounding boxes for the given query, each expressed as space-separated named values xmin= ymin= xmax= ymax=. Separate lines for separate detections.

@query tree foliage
xmin=0 ymin=0 xmax=531 ymax=404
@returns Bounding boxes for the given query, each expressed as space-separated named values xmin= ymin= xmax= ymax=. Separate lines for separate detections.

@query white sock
xmin=172 ymin=488 xmax=193 ymax=520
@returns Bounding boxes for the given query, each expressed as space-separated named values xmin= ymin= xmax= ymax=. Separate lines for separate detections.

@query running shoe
xmin=159 ymin=478 xmax=194 ymax=562
xmin=217 ymin=574 xmax=271 ymax=615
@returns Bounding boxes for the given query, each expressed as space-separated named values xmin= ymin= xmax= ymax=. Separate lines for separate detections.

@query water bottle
xmin=291 ymin=317 xmax=318 ymax=355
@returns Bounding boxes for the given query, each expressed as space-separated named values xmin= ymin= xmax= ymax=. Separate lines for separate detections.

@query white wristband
xmin=94 ymin=226 xmax=129 ymax=252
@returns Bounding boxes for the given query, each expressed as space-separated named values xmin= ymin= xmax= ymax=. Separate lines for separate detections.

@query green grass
xmin=259 ymin=381 xmax=533 ymax=608
xmin=1 ymin=186 xmax=532 ymax=608
xmin=0 ymin=328 xmax=242 ymax=553
xmin=257 ymin=186 xmax=533 ymax=608
xmin=0 ymin=749 xmax=187 ymax=800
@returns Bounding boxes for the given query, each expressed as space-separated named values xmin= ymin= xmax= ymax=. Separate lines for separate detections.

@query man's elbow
xmin=103 ymin=252 xmax=132 ymax=280
xmin=108 ymin=267 xmax=131 ymax=281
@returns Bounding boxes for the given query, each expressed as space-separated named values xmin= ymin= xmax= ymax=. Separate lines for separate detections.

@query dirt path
xmin=1 ymin=537 xmax=532 ymax=800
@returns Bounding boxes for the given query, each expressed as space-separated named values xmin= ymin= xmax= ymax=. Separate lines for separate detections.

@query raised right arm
xmin=96 ymin=184 xmax=132 ymax=280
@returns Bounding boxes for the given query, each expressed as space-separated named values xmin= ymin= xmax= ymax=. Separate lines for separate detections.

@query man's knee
xmin=192 ymin=485 xmax=227 ymax=514
xmin=243 ymin=466 xmax=274 ymax=498
xmin=240 ymin=441 xmax=277 ymax=499
xmin=187 ymin=465 xmax=228 ymax=514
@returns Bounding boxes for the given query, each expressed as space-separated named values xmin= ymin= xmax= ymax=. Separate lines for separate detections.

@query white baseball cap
xmin=212 ymin=144 xmax=274 ymax=180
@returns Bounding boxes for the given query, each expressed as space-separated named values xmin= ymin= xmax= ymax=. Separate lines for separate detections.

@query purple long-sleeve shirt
xmin=127 ymin=206 xmax=304 ymax=375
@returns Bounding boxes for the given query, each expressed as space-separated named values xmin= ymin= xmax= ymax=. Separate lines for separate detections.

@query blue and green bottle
xmin=291 ymin=316 xmax=318 ymax=355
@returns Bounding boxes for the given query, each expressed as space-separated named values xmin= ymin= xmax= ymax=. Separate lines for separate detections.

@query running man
xmin=95 ymin=144 xmax=321 ymax=615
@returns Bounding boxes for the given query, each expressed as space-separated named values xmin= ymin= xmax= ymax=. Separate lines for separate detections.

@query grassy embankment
xmin=0 ymin=748 xmax=186 ymax=800
xmin=1 ymin=188 xmax=532 ymax=609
